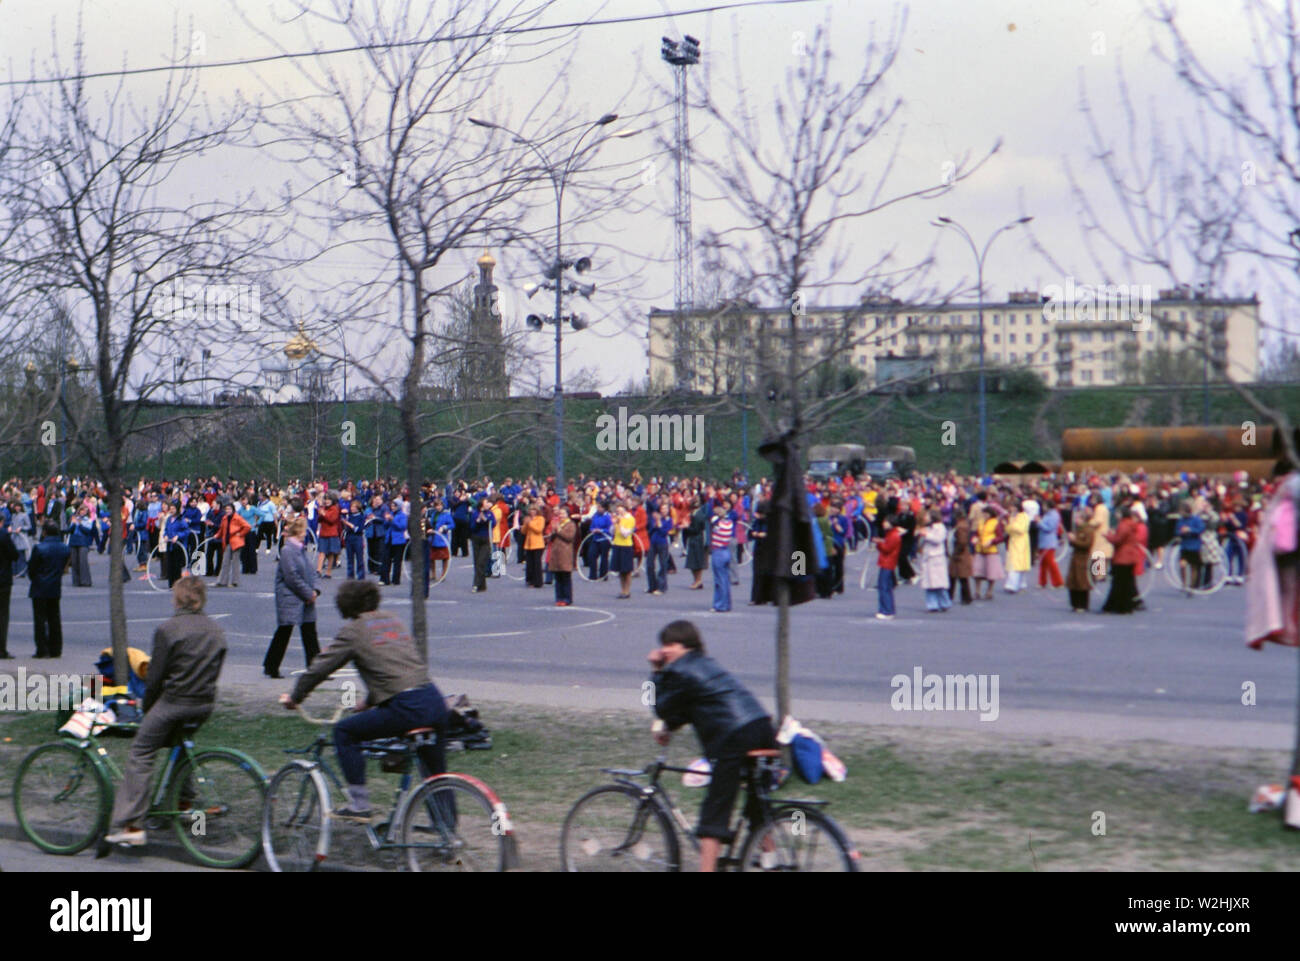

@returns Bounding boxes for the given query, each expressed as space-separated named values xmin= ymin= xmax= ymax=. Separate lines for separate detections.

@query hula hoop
xmin=145 ymin=542 xmax=190 ymax=593
xmin=1163 ymin=535 xmax=1228 ymax=595
xmin=576 ymin=530 xmax=613 ymax=582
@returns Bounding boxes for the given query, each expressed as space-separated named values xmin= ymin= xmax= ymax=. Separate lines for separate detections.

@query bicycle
xmin=13 ymin=717 xmax=266 ymax=868
xmin=560 ymin=750 xmax=859 ymax=872
xmin=262 ymin=706 xmax=518 ymax=872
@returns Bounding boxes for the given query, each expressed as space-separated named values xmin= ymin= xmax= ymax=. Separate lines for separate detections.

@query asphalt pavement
xmin=0 ymin=544 xmax=1291 ymax=749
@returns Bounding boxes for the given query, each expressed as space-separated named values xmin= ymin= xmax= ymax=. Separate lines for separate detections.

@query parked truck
xmin=806 ymin=444 xmax=917 ymax=481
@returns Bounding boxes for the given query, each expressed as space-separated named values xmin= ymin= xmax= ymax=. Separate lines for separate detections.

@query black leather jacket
xmin=651 ymin=651 xmax=769 ymax=756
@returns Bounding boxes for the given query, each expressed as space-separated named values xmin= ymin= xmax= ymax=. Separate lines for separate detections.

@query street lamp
xmin=932 ymin=215 xmax=1033 ymax=477
xmin=468 ymin=113 xmax=638 ymax=494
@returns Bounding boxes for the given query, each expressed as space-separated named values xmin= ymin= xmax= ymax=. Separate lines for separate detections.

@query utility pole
xmin=662 ymin=34 xmax=700 ymax=371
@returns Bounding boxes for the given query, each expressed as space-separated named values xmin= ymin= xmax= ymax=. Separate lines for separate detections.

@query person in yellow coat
xmin=1003 ymin=501 xmax=1032 ymax=593
xmin=1089 ymin=495 xmax=1112 ymax=581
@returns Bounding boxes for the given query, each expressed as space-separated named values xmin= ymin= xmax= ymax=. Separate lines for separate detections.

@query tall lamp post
xmin=933 ymin=215 xmax=1033 ymax=477
xmin=468 ymin=113 xmax=637 ymax=495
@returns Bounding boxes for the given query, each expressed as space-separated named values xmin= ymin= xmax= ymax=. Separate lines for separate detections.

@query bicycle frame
xmin=603 ymin=756 xmax=816 ymax=870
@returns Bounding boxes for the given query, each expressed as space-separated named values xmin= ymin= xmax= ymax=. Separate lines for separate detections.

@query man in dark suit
xmin=28 ymin=520 xmax=71 ymax=658
xmin=0 ymin=516 xmax=18 ymax=658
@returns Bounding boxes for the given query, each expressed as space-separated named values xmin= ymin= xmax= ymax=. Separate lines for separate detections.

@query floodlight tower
xmin=661 ymin=35 xmax=700 ymax=319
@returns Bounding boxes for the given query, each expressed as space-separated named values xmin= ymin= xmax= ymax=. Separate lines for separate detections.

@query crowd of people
xmin=0 ymin=465 xmax=1269 ymax=661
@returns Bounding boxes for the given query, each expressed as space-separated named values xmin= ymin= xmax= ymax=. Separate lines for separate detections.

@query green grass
xmin=3 ymin=701 xmax=1296 ymax=870
xmin=31 ymin=382 xmax=1300 ymax=483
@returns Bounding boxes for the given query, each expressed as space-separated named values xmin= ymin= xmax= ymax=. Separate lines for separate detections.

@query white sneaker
xmin=875 ymin=613 xmax=894 ymax=620
xmin=104 ymin=827 xmax=146 ymax=846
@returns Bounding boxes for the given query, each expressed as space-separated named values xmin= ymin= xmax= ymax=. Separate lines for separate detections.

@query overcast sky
xmin=4 ymin=0 xmax=1283 ymax=393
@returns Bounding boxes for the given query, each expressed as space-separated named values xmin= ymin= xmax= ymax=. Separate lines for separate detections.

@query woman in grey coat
xmin=263 ymin=516 xmax=320 ymax=678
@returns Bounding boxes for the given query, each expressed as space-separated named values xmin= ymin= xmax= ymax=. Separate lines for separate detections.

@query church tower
xmin=466 ymin=250 xmax=509 ymax=399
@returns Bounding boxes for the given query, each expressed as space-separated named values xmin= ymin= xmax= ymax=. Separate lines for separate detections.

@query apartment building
xmin=647 ymin=286 xmax=1260 ymax=392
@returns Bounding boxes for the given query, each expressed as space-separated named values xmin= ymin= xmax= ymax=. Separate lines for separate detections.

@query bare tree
xmin=1066 ymin=5 xmax=1300 ymax=782
xmin=240 ymin=0 xmax=634 ymax=656
xmin=1 ymin=27 xmax=274 ymax=683
xmin=684 ymin=15 xmax=996 ymax=719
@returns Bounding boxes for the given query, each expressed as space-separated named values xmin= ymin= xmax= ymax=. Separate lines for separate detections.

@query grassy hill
xmin=69 ymin=381 xmax=1299 ymax=484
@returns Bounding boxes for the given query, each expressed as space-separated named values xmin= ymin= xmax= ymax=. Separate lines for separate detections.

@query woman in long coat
xmin=1004 ymin=502 xmax=1032 ymax=593
xmin=546 ymin=510 xmax=577 ymax=606
xmin=1066 ymin=512 xmax=1097 ymax=613
xmin=919 ymin=509 xmax=951 ymax=612
xmin=684 ymin=496 xmax=708 ymax=590
xmin=263 ymin=516 xmax=320 ymax=678
xmin=949 ymin=507 xmax=974 ymax=604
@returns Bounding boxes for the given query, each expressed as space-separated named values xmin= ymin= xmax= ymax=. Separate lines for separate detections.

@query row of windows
xmin=677 ymin=306 xmax=1234 ymax=333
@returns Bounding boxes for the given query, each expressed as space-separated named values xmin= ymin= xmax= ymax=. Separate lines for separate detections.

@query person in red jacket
xmin=315 ymin=493 xmax=343 ymax=579
xmin=872 ymin=514 xmax=902 ymax=620
xmin=1102 ymin=504 xmax=1141 ymax=614
xmin=215 ymin=503 xmax=252 ymax=588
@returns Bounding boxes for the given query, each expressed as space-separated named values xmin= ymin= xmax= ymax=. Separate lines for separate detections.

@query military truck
xmin=806 ymin=443 xmax=916 ymax=481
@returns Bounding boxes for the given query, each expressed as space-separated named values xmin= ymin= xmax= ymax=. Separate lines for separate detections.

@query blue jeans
xmin=647 ymin=541 xmax=670 ymax=592
xmin=345 ymin=536 xmax=366 ymax=579
xmin=711 ymin=547 xmax=732 ymax=611
xmin=877 ymin=568 xmax=896 ymax=615
xmin=1224 ymin=536 xmax=1246 ymax=577
xmin=333 ymin=683 xmax=448 ymax=786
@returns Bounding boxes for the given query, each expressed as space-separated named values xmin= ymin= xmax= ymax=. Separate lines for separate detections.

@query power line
xmin=0 ymin=0 xmax=824 ymax=87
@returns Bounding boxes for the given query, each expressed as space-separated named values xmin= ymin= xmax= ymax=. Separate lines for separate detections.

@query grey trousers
xmin=111 ymin=699 xmax=214 ymax=828
xmin=70 ymin=545 xmax=92 ymax=586
xmin=216 ymin=545 xmax=239 ymax=586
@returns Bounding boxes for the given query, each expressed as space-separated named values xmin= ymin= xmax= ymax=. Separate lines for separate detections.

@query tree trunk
xmin=107 ymin=481 xmax=130 ymax=690
xmin=403 ymin=269 xmax=429 ymax=661
xmin=775 ymin=578 xmax=790 ymax=724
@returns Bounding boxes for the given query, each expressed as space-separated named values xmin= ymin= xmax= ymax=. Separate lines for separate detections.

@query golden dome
xmin=477 ymin=249 xmax=496 ymax=268
xmin=24 ymin=361 xmax=36 ymax=373
xmin=284 ymin=323 xmax=318 ymax=360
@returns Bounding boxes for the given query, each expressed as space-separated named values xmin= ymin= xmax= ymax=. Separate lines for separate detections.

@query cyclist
xmin=645 ymin=619 xmax=776 ymax=872
xmin=104 ymin=578 xmax=227 ymax=847
xmin=279 ymin=579 xmax=447 ymax=822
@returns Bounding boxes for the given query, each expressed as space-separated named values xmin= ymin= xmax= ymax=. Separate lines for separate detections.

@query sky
xmin=2 ymin=0 xmax=1285 ymax=394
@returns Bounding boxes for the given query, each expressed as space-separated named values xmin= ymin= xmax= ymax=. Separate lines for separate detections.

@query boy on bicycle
xmin=104 ymin=578 xmax=227 ymax=847
xmin=646 ymin=619 xmax=776 ymax=872
xmin=280 ymin=579 xmax=447 ymax=822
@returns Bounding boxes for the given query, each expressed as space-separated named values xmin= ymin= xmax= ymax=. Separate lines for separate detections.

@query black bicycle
xmin=560 ymin=749 xmax=859 ymax=872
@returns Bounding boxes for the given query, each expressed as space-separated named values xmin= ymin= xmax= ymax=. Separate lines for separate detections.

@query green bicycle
xmin=13 ymin=718 xmax=267 ymax=869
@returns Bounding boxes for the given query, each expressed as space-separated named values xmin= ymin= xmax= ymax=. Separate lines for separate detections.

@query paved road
xmin=1 ymin=545 xmax=1292 ymax=748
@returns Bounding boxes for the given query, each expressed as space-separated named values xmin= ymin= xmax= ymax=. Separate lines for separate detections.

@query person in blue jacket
xmin=382 ymin=499 xmax=408 ymax=586
xmin=28 ymin=520 xmax=71 ymax=658
xmin=424 ymin=500 xmax=453 ymax=597
xmin=587 ymin=501 xmax=613 ymax=581
xmin=66 ymin=502 xmax=96 ymax=587
xmin=1174 ymin=500 xmax=1207 ymax=592
xmin=162 ymin=502 xmax=192 ymax=588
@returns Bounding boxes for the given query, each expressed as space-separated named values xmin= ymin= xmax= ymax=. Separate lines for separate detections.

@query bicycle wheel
xmin=262 ymin=761 xmax=331 ymax=872
xmin=560 ymin=784 xmax=680 ymax=872
xmin=737 ymin=805 xmax=859 ymax=872
xmin=169 ymin=749 xmax=266 ymax=869
xmin=13 ymin=741 xmax=111 ymax=855
xmin=400 ymin=775 xmax=508 ymax=872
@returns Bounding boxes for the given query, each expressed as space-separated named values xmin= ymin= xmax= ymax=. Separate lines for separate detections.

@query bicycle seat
xmin=747 ymin=749 xmax=782 ymax=759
